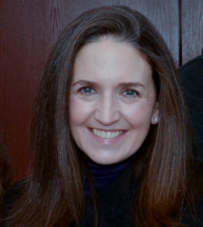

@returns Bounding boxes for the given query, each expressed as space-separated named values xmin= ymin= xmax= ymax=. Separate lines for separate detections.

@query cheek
xmin=124 ymin=103 xmax=154 ymax=128
xmin=69 ymin=98 xmax=81 ymax=126
xmin=69 ymin=97 xmax=93 ymax=126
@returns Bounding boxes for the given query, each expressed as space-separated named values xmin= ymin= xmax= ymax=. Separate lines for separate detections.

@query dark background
xmin=0 ymin=0 xmax=202 ymax=182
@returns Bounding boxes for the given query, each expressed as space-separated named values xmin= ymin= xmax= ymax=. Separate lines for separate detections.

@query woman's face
xmin=70 ymin=37 xmax=159 ymax=165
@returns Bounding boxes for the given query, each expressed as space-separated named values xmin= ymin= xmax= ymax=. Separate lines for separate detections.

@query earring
xmin=154 ymin=117 xmax=158 ymax=122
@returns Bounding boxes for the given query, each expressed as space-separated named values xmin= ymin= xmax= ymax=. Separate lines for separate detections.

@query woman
xmin=3 ymin=5 xmax=203 ymax=227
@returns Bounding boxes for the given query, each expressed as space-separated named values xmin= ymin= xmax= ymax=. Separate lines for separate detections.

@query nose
xmin=94 ymin=93 xmax=120 ymax=126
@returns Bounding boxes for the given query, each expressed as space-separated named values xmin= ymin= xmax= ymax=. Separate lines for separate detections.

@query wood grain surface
xmin=181 ymin=0 xmax=203 ymax=64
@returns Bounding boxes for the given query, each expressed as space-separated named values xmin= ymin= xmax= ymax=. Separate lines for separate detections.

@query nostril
xmin=94 ymin=108 xmax=120 ymax=126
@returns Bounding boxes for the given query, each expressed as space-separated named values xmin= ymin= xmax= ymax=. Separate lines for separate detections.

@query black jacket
xmin=2 ymin=167 xmax=203 ymax=227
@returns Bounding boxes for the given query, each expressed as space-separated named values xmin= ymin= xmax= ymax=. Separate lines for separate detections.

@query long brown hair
xmin=4 ymin=5 xmax=199 ymax=227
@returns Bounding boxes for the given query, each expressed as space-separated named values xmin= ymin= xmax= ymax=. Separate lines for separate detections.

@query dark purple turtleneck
xmin=84 ymin=156 xmax=134 ymax=195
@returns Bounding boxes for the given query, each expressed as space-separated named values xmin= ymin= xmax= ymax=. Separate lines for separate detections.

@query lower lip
xmin=88 ymin=129 xmax=127 ymax=145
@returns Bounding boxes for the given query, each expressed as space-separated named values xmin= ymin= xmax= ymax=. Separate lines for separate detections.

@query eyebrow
xmin=118 ymin=82 xmax=145 ymax=89
xmin=72 ymin=80 xmax=145 ymax=89
xmin=72 ymin=80 xmax=98 ymax=87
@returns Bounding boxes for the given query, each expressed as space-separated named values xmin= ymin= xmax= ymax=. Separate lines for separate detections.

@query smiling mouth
xmin=91 ymin=128 xmax=124 ymax=139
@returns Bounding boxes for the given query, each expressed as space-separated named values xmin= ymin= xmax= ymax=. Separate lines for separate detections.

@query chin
xmin=89 ymin=155 xmax=125 ymax=165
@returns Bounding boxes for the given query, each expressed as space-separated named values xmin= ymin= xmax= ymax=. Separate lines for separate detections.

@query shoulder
xmin=183 ymin=161 xmax=203 ymax=226
xmin=178 ymin=55 xmax=203 ymax=159
xmin=178 ymin=54 xmax=203 ymax=79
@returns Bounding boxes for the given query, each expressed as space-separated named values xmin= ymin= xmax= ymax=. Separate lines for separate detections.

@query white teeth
xmin=92 ymin=129 xmax=123 ymax=139
xmin=93 ymin=129 xmax=97 ymax=135
xmin=106 ymin=132 xmax=112 ymax=139
xmin=101 ymin=131 xmax=105 ymax=139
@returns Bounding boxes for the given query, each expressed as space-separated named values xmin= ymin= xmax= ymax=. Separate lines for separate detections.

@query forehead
xmin=72 ymin=37 xmax=153 ymax=86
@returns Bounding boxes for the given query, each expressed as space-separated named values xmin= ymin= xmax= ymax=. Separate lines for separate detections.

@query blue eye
xmin=124 ymin=90 xmax=137 ymax=97
xmin=81 ymin=87 xmax=95 ymax=95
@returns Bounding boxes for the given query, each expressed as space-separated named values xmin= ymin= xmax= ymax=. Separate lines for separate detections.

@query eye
xmin=80 ymin=87 xmax=96 ymax=95
xmin=123 ymin=90 xmax=138 ymax=98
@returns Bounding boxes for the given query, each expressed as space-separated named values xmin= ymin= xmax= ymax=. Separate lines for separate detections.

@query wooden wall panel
xmin=44 ymin=0 xmax=179 ymax=66
xmin=181 ymin=0 xmax=203 ymax=64
xmin=0 ymin=1 xmax=47 ymax=181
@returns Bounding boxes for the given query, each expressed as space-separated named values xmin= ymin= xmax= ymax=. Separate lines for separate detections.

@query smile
xmin=92 ymin=129 xmax=123 ymax=139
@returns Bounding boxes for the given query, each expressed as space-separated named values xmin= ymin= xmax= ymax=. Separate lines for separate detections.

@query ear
xmin=151 ymin=102 xmax=159 ymax=125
